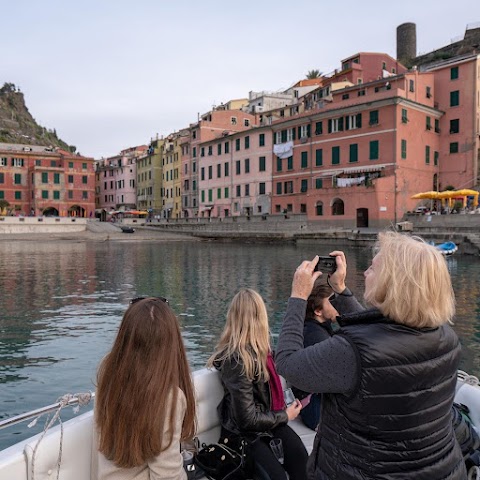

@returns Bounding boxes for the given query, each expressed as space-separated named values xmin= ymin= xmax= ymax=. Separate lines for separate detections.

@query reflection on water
xmin=0 ymin=240 xmax=480 ymax=450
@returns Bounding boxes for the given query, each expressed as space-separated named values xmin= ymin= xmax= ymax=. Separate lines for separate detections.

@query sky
xmin=0 ymin=0 xmax=478 ymax=159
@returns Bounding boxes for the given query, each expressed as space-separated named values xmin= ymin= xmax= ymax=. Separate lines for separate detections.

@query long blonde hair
xmin=364 ymin=231 xmax=455 ymax=328
xmin=208 ymin=289 xmax=271 ymax=382
xmin=95 ymin=298 xmax=196 ymax=468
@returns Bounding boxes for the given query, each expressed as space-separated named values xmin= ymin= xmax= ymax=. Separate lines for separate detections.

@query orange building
xmin=0 ymin=143 xmax=95 ymax=217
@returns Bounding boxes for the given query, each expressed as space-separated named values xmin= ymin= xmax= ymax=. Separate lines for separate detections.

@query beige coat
xmin=91 ymin=389 xmax=187 ymax=480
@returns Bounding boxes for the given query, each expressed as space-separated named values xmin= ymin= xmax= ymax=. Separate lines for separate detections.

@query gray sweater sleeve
xmin=275 ymin=297 xmax=358 ymax=395
xmin=331 ymin=288 xmax=365 ymax=315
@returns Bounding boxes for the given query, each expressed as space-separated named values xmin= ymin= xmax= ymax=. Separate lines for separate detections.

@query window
xmin=435 ymin=119 xmax=440 ymax=133
xmin=217 ymin=164 xmax=221 ymax=178
xmin=450 ymin=142 xmax=459 ymax=154
xmin=53 ymin=191 xmax=60 ymax=200
xmin=301 ymin=179 xmax=308 ymax=192
xmin=425 ymin=145 xmax=430 ymax=164
xmin=201 ymin=190 xmax=205 ymax=202
xmin=14 ymin=173 xmax=22 ymax=184
xmin=369 ymin=140 xmax=379 ymax=160
xmin=201 ymin=147 xmax=205 ymax=157
xmin=346 ymin=114 xmax=362 ymax=130
xmin=276 ymin=157 xmax=282 ymax=172
xmin=0 ymin=190 xmax=3 ymax=198
xmin=12 ymin=158 xmax=24 ymax=167
xmin=287 ymin=156 xmax=293 ymax=170
xmin=349 ymin=144 xmax=358 ymax=163
xmin=69 ymin=161 xmax=74 ymax=168
xmin=434 ymin=151 xmax=439 ymax=166
xmin=342 ymin=93 xmax=350 ymax=100
xmin=236 ymin=185 xmax=241 ymax=197
xmin=450 ymin=119 xmax=460 ymax=134
xmin=217 ymin=144 xmax=222 ymax=155
xmin=316 ymin=202 xmax=323 ymax=216
xmin=42 ymin=172 xmax=48 ymax=183
xmin=217 ymin=188 xmax=221 ymax=199
xmin=401 ymin=139 xmax=407 ymax=159
xmin=68 ymin=175 xmax=74 ymax=183
xmin=82 ymin=163 xmax=87 ymax=169
xmin=401 ymin=109 xmax=408 ymax=123
xmin=276 ymin=182 xmax=282 ymax=194
xmin=245 ymin=184 xmax=250 ymax=196
xmin=0 ymin=157 xmax=7 ymax=166
xmin=193 ymin=180 xmax=197 ymax=191
xmin=426 ymin=86 xmax=432 ymax=98
xmin=369 ymin=110 xmax=379 ymax=126
xmin=358 ymin=89 xmax=366 ymax=97
xmin=259 ymin=182 xmax=266 ymax=195
xmin=231 ymin=117 xmax=237 ymax=125
xmin=245 ymin=158 xmax=250 ymax=173
xmin=208 ymin=189 xmax=212 ymax=202
xmin=328 ymin=117 xmax=344 ymax=133
xmin=15 ymin=191 xmax=21 ymax=200
xmin=451 ymin=66 xmax=459 ymax=80
xmin=315 ymin=178 xmax=323 ymax=189
xmin=315 ymin=122 xmax=323 ymax=135
xmin=0 ymin=173 xmax=3 ymax=183
xmin=53 ymin=173 xmax=60 ymax=184
xmin=450 ymin=91 xmax=460 ymax=107
xmin=245 ymin=136 xmax=250 ymax=149
xmin=42 ymin=190 xmax=48 ymax=199
xmin=426 ymin=116 xmax=431 ymax=130
xmin=235 ymin=139 xmax=240 ymax=151
xmin=225 ymin=187 xmax=229 ymax=198
xmin=259 ymin=133 xmax=265 ymax=146
xmin=236 ymin=160 xmax=241 ymax=175
xmin=332 ymin=146 xmax=340 ymax=165
xmin=208 ymin=166 xmax=212 ymax=179
xmin=193 ymin=147 xmax=197 ymax=158
xmin=68 ymin=190 xmax=73 ymax=199
xmin=208 ymin=146 xmax=212 ymax=156
xmin=224 ymin=162 xmax=229 ymax=177
xmin=201 ymin=167 xmax=205 ymax=181
xmin=315 ymin=149 xmax=323 ymax=166
xmin=259 ymin=156 xmax=266 ymax=172
xmin=409 ymin=79 xmax=415 ymax=92
xmin=301 ymin=152 xmax=308 ymax=168
xmin=225 ymin=142 xmax=229 ymax=154
xmin=82 ymin=175 xmax=88 ymax=184
xmin=299 ymin=125 xmax=310 ymax=138
xmin=284 ymin=181 xmax=293 ymax=194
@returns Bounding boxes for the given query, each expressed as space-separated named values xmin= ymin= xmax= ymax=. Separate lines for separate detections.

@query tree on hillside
xmin=306 ymin=69 xmax=322 ymax=79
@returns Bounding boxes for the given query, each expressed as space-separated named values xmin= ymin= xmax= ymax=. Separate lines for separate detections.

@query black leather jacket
xmin=214 ymin=355 xmax=288 ymax=439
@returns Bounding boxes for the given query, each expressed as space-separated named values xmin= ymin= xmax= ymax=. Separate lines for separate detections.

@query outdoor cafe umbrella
xmin=411 ymin=191 xmax=441 ymax=200
xmin=454 ymin=189 xmax=479 ymax=207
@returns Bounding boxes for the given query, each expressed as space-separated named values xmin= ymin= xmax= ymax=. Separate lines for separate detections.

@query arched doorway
xmin=331 ymin=198 xmax=344 ymax=216
xmin=356 ymin=208 xmax=369 ymax=228
xmin=68 ymin=205 xmax=86 ymax=217
xmin=43 ymin=207 xmax=59 ymax=217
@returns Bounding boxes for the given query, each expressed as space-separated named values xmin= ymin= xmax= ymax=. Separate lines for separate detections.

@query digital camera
xmin=315 ymin=256 xmax=337 ymax=274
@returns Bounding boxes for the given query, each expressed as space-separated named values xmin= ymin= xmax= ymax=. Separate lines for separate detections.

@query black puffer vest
xmin=314 ymin=309 xmax=466 ymax=480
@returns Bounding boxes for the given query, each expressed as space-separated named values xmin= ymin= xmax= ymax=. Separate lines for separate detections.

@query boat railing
xmin=0 ymin=392 xmax=95 ymax=431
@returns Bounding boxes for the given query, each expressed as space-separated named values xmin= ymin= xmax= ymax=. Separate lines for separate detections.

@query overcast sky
xmin=0 ymin=0 xmax=478 ymax=159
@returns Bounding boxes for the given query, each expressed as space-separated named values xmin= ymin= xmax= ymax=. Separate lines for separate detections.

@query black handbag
xmin=195 ymin=439 xmax=248 ymax=480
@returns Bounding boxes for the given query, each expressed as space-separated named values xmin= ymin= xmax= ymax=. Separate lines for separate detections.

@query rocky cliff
xmin=0 ymin=82 xmax=75 ymax=151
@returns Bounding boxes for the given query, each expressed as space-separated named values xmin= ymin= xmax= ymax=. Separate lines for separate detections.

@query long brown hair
xmin=207 ymin=289 xmax=271 ymax=382
xmin=95 ymin=298 xmax=196 ymax=468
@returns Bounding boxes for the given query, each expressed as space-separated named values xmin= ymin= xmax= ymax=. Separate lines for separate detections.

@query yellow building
xmin=137 ymin=137 xmax=164 ymax=214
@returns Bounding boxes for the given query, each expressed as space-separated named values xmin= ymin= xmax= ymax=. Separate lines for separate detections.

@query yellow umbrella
xmin=411 ymin=191 xmax=441 ymax=199
xmin=454 ymin=189 xmax=479 ymax=207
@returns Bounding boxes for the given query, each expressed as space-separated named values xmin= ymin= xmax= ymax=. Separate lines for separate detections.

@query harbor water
xmin=1 ymin=239 xmax=480 ymax=450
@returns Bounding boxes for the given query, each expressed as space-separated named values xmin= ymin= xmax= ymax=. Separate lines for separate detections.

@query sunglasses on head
xmin=130 ymin=296 xmax=169 ymax=305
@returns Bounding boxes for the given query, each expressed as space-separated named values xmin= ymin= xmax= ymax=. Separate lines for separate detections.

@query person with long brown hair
xmin=92 ymin=297 xmax=196 ymax=480
xmin=207 ymin=288 xmax=308 ymax=480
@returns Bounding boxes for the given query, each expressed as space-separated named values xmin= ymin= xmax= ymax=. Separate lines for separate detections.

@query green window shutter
xmin=259 ymin=156 xmax=266 ymax=171
xmin=53 ymin=191 xmax=60 ymax=200
xmin=14 ymin=173 xmax=22 ymax=184
xmin=277 ymin=157 xmax=282 ymax=171
xmin=332 ymin=146 xmax=340 ymax=164
xmin=425 ymin=146 xmax=430 ymax=164
xmin=225 ymin=187 xmax=229 ymax=198
xmin=0 ymin=191 xmax=3 ymax=199
xmin=281 ymin=130 xmax=287 ymax=143
xmin=349 ymin=144 xmax=358 ymax=163
xmin=315 ymin=122 xmax=323 ymax=135
xmin=450 ymin=91 xmax=460 ymax=106
xmin=297 ymin=126 xmax=302 ymax=139
xmin=15 ymin=191 xmax=21 ymax=199
xmin=276 ymin=182 xmax=282 ymax=194
xmin=369 ymin=140 xmax=379 ymax=160
xmin=245 ymin=136 xmax=250 ymax=149
xmin=328 ymin=119 xmax=332 ymax=133
xmin=301 ymin=179 xmax=308 ymax=192
xmin=201 ymin=190 xmax=205 ymax=202
xmin=307 ymin=124 xmax=311 ymax=137
xmin=287 ymin=156 xmax=293 ymax=170
xmin=218 ymin=144 xmax=221 ymax=155
xmin=301 ymin=152 xmax=308 ymax=168
xmin=345 ymin=116 xmax=350 ymax=130
xmin=356 ymin=113 xmax=362 ymax=128
xmin=42 ymin=190 xmax=48 ymax=199
xmin=208 ymin=189 xmax=212 ymax=202
xmin=315 ymin=149 xmax=323 ymax=166
xmin=259 ymin=134 xmax=265 ymax=146
xmin=338 ymin=117 xmax=344 ymax=131
xmin=401 ymin=139 xmax=407 ymax=159
xmin=315 ymin=178 xmax=323 ymax=189
xmin=291 ymin=128 xmax=296 ymax=141
xmin=217 ymin=188 xmax=221 ymax=199
xmin=451 ymin=67 xmax=459 ymax=80
xmin=42 ymin=172 xmax=48 ymax=183
xmin=434 ymin=151 xmax=439 ymax=166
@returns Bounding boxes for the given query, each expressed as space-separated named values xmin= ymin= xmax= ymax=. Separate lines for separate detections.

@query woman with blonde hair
xmin=92 ymin=297 xmax=196 ymax=480
xmin=208 ymin=288 xmax=308 ymax=480
xmin=276 ymin=232 xmax=466 ymax=479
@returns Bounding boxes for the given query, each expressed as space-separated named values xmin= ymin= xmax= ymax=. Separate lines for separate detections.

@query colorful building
xmin=0 ymin=143 xmax=95 ymax=217
xmin=137 ymin=138 xmax=163 ymax=214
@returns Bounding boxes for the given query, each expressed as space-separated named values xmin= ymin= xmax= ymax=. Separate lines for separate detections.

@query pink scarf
xmin=266 ymin=352 xmax=285 ymax=411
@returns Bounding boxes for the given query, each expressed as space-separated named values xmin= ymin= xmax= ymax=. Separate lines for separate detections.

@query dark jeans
xmin=300 ymin=394 xmax=321 ymax=431
xmin=250 ymin=424 xmax=307 ymax=480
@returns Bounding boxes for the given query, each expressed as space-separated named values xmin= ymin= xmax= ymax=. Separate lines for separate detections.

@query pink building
xmin=95 ymin=145 xmax=147 ymax=213
xmin=271 ymin=70 xmax=441 ymax=228
xmin=198 ymin=126 xmax=273 ymax=217
xmin=182 ymin=107 xmax=256 ymax=218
